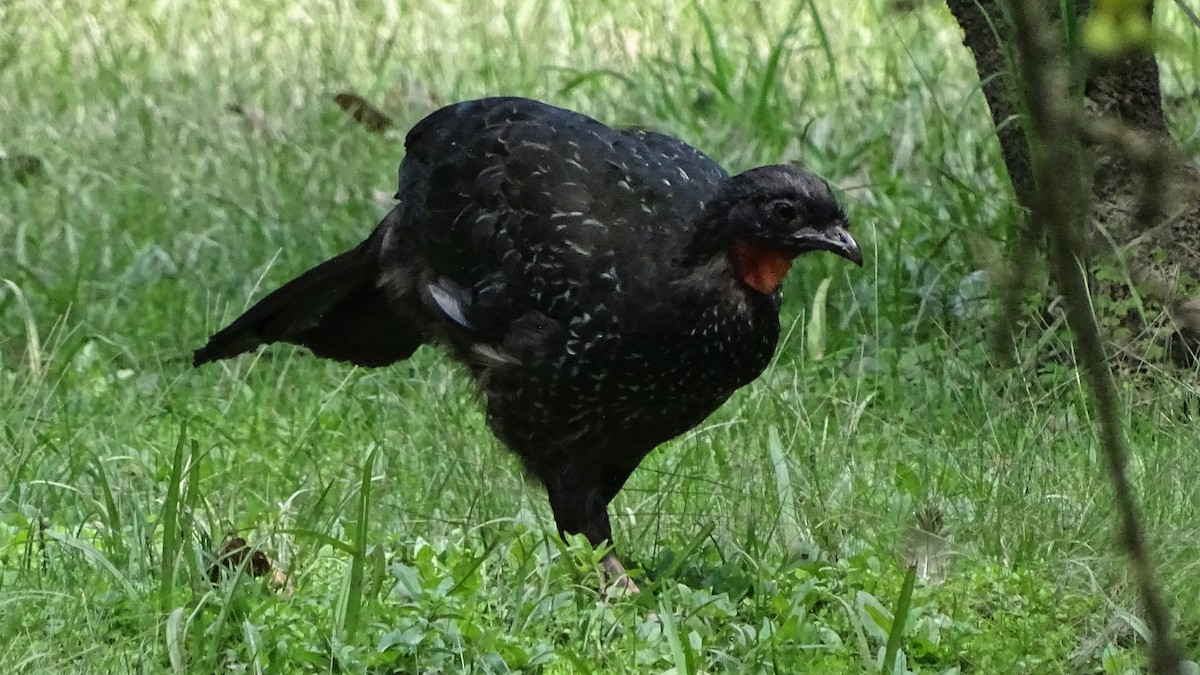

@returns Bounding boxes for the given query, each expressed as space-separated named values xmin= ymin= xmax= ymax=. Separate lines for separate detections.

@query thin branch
xmin=1008 ymin=0 xmax=1184 ymax=672
xmin=1172 ymin=0 xmax=1200 ymax=29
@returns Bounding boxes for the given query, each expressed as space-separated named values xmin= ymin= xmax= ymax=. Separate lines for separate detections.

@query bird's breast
xmin=485 ymin=295 xmax=781 ymax=455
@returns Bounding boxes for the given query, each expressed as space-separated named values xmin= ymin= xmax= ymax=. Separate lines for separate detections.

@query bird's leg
xmin=598 ymin=551 xmax=637 ymax=592
xmin=545 ymin=462 xmax=640 ymax=593
xmin=596 ymin=462 xmax=639 ymax=592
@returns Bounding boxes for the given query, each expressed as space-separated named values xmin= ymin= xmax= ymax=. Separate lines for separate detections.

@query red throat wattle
xmin=730 ymin=238 xmax=797 ymax=294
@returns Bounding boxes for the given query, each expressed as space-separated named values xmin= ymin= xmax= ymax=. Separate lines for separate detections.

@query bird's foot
xmin=600 ymin=551 xmax=640 ymax=594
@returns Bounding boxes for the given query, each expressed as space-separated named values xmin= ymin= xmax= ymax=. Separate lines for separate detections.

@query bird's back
xmin=392 ymin=97 xmax=730 ymax=338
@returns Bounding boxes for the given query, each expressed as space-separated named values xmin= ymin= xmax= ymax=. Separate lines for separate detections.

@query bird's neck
xmin=671 ymin=256 xmax=783 ymax=346
xmin=728 ymin=238 xmax=797 ymax=295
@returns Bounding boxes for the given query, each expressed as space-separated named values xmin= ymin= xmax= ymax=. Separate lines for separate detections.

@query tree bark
xmin=944 ymin=0 xmax=1035 ymax=207
xmin=945 ymin=0 xmax=1200 ymax=364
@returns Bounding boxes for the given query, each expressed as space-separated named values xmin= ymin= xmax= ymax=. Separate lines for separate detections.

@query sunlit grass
xmin=2 ymin=0 xmax=1199 ymax=671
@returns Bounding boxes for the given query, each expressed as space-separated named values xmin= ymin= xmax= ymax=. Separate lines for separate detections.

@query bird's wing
xmin=618 ymin=127 xmax=728 ymax=195
xmin=395 ymin=97 xmax=728 ymax=339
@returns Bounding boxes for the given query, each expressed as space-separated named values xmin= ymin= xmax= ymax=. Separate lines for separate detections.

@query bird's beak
xmin=791 ymin=224 xmax=863 ymax=266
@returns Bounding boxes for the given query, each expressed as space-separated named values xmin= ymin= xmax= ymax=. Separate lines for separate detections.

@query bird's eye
xmin=771 ymin=201 xmax=797 ymax=224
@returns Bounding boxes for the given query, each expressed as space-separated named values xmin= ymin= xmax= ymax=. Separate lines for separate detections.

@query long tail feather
xmin=193 ymin=240 xmax=421 ymax=368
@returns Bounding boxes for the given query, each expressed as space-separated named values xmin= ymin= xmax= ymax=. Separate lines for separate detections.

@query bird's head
xmin=694 ymin=165 xmax=862 ymax=295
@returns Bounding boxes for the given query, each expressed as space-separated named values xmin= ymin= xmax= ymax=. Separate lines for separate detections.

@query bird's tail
xmin=193 ymin=239 xmax=423 ymax=368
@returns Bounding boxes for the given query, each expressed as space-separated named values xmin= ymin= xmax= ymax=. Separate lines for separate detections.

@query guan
xmin=193 ymin=97 xmax=863 ymax=591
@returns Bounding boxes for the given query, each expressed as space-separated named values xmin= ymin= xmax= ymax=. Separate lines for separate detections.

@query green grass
xmin=2 ymin=0 xmax=1199 ymax=672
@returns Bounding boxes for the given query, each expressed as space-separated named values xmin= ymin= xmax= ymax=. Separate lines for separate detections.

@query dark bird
xmin=194 ymin=97 xmax=862 ymax=591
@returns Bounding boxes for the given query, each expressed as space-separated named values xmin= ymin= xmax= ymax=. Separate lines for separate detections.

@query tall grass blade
xmin=881 ymin=563 xmax=917 ymax=673
xmin=658 ymin=597 xmax=692 ymax=674
xmin=803 ymin=0 xmax=840 ymax=93
xmin=158 ymin=422 xmax=188 ymax=611
xmin=753 ymin=13 xmax=804 ymax=126
xmin=691 ymin=0 xmax=733 ymax=100
xmin=806 ymin=277 xmax=833 ymax=361
xmin=165 ymin=607 xmax=186 ymax=674
xmin=338 ymin=446 xmax=377 ymax=642
xmin=768 ymin=426 xmax=803 ymax=549
xmin=89 ymin=456 xmax=126 ymax=567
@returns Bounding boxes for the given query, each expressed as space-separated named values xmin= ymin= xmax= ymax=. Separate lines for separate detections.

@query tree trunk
xmin=945 ymin=0 xmax=1200 ymax=365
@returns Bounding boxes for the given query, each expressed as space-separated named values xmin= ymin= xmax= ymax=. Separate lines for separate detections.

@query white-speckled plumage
xmin=193 ymin=97 xmax=860 ymax=583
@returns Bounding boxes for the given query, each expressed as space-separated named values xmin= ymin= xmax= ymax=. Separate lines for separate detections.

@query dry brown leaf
xmin=333 ymin=92 xmax=394 ymax=134
xmin=208 ymin=535 xmax=271 ymax=582
xmin=208 ymin=534 xmax=296 ymax=596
